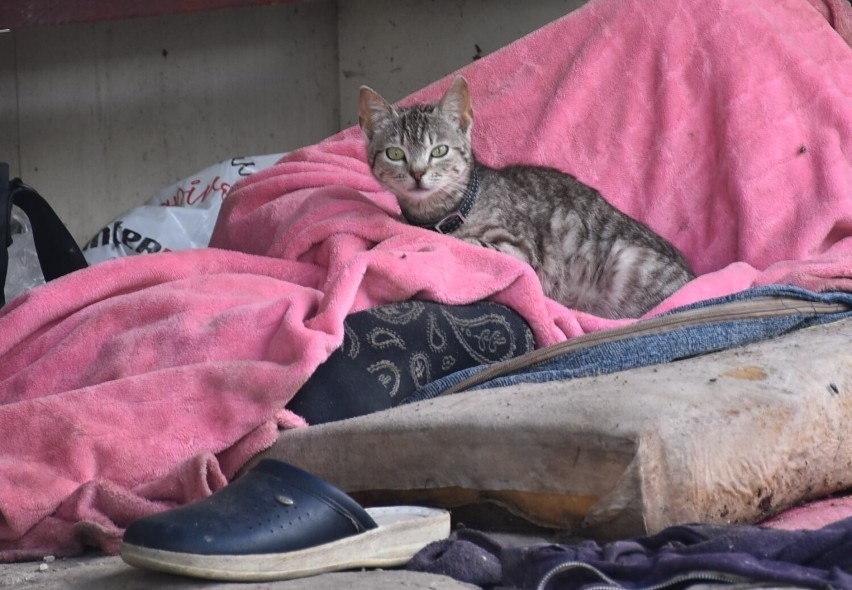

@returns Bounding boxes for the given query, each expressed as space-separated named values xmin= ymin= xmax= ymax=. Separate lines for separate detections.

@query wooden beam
xmin=0 ymin=0 xmax=305 ymax=29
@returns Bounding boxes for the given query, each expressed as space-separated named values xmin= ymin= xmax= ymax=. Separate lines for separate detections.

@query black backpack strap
xmin=1 ymin=163 xmax=88 ymax=306
xmin=10 ymin=179 xmax=88 ymax=281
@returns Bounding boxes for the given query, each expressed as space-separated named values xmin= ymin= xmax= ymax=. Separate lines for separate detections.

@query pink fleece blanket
xmin=1 ymin=0 xmax=850 ymax=561
xmin=763 ymin=495 xmax=852 ymax=531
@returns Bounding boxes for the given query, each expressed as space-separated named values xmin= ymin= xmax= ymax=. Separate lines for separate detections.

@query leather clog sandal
xmin=120 ymin=459 xmax=450 ymax=581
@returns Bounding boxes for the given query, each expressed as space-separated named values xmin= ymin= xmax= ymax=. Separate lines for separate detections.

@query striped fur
xmin=359 ymin=78 xmax=694 ymax=319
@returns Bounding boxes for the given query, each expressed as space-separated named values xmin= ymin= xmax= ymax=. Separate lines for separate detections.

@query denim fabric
xmin=406 ymin=285 xmax=852 ymax=403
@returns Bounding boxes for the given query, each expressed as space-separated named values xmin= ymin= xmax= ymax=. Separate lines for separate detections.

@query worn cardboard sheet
xmin=256 ymin=318 xmax=852 ymax=540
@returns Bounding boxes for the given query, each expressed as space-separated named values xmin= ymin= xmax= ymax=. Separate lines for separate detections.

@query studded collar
xmin=407 ymin=167 xmax=479 ymax=234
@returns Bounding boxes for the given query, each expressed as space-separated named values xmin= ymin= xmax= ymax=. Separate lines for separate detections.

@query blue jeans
xmin=406 ymin=285 xmax=852 ymax=403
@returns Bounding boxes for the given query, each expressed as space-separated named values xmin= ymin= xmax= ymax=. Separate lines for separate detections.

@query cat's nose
xmin=410 ymin=170 xmax=424 ymax=182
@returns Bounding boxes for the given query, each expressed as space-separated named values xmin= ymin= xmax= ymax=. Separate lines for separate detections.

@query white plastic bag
xmin=3 ymin=207 xmax=46 ymax=303
xmin=83 ymin=154 xmax=282 ymax=265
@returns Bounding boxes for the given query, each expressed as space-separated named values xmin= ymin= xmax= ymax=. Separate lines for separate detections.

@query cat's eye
xmin=385 ymin=147 xmax=406 ymax=161
xmin=430 ymin=145 xmax=449 ymax=158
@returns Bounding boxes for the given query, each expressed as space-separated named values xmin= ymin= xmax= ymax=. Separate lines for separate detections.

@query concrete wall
xmin=0 ymin=31 xmax=19 ymax=183
xmin=2 ymin=1 xmax=339 ymax=243
xmin=337 ymin=0 xmax=588 ymax=128
xmin=1 ymin=0 xmax=586 ymax=244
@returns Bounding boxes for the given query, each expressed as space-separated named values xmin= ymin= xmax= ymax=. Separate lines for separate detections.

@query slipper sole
xmin=120 ymin=506 xmax=450 ymax=581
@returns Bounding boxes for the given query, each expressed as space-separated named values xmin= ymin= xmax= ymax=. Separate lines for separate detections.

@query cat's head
xmin=359 ymin=77 xmax=474 ymax=219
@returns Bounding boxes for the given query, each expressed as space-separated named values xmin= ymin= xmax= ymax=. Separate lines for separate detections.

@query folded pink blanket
xmin=1 ymin=0 xmax=850 ymax=560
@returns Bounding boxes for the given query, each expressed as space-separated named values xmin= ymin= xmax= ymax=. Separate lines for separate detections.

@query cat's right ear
xmin=359 ymin=86 xmax=395 ymax=140
xmin=438 ymin=77 xmax=473 ymax=134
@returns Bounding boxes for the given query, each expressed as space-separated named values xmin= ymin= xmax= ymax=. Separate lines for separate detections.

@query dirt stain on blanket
xmin=723 ymin=366 xmax=768 ymax=381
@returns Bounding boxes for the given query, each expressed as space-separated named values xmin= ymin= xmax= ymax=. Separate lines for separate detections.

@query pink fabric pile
xmin=1 ymin=0 xmax=850 ymax=560
xmin=763 ymin=496 xmax=852 ymax=531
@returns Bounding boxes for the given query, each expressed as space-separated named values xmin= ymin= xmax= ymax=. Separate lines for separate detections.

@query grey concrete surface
xmin=336 ymin=0 xmax=589 ymax=127
xmin=0 ymin=554 xmax=811 ymax=589
xmin=0 ymin=555 xmax=479 ymax=589
xmin=3 ymin=1 xmax=340 ymax=245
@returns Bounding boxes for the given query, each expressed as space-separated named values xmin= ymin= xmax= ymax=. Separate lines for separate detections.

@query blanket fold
xmin=1 ymin=0 xmax=850 ymax=560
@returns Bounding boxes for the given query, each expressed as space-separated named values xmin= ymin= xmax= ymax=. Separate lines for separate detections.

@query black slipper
xmin=120 ymin=459 xmax=450 ymax=581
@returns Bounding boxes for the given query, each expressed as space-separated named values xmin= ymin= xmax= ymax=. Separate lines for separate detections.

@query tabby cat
xmin=358 ymin=77 xmax=694 ymax=319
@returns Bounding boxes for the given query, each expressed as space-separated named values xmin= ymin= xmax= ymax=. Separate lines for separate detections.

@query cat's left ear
xmin=359 ymin=86 xmax=396 ymax=140
xmin=438 ymin=77 xmax=473 ymax=134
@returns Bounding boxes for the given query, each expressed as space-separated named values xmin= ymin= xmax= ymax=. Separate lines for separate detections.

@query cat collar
xmin=410 ymin=168 xmax=479 ymax=234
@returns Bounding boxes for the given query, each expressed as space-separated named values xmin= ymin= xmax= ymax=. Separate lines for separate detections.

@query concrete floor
xmin=0 ymin=555 xmax=478 ymax=589
xmin=0 ymin=553 xmax=812 ymax=589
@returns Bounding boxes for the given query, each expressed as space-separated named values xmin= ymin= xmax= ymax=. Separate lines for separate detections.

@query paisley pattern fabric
xmin=288 ymin=300 xmax=536 ymax=424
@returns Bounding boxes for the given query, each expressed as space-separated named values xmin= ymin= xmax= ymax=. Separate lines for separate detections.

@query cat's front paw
xmin=460 ymin=236 xmax=488 ymax=249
